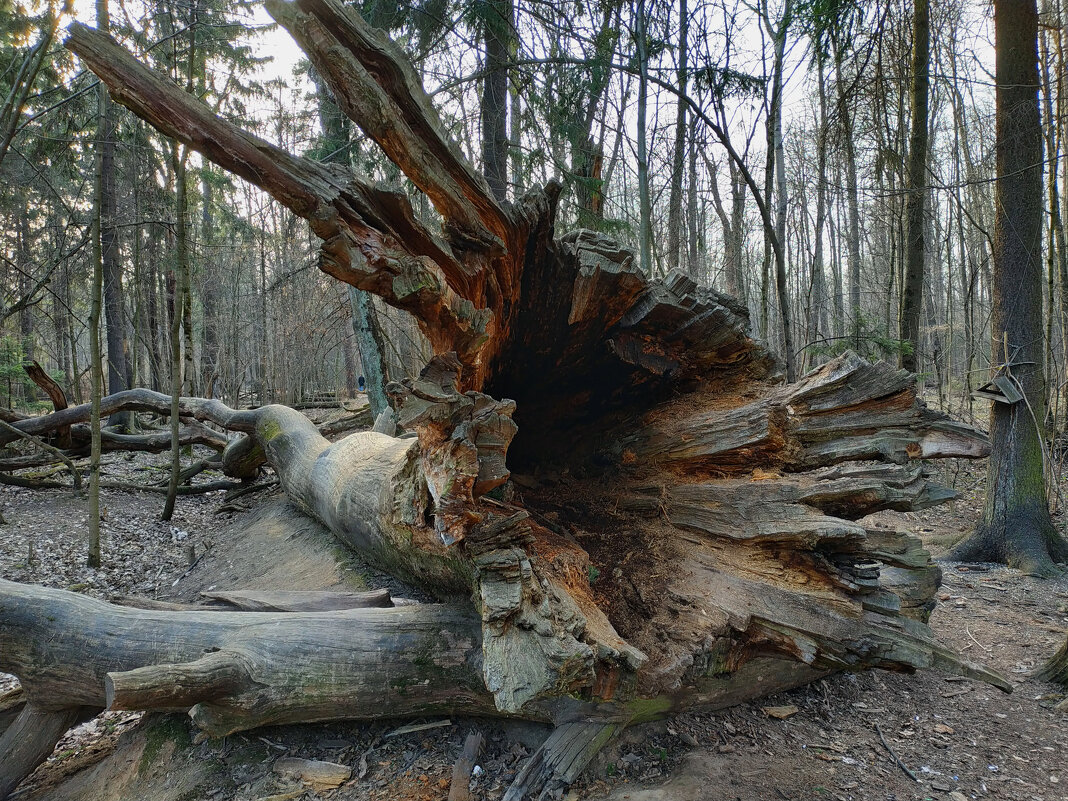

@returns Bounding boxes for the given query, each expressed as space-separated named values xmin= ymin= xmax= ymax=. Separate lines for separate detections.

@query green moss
xmin=693 ymin=639 xmax=732 ymax=677
xmin=138 ymin=714 xmax=192 ymax=777
xmin=625 ymin=695 xmax=673 ymax=724
xmin=258 ymin=418 xmax=284 ymax=444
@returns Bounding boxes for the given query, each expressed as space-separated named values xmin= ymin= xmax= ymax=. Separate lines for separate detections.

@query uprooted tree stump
xmin=0 ymin=6 xmax=1010 ymax=799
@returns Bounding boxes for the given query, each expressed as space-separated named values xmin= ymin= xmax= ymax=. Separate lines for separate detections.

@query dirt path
xmin=1 ymin=456 xmax=1066 ymax=801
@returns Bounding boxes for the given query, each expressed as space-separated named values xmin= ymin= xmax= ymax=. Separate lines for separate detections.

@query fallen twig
xmin=966 ymin=627 xmax=993 ymax=652
xmin=224 ymin=479 xmax=278 ymax=502
xmin=874 ymin=722 xmax=918 ymax=782
xmin=0 ymin=473 xmax=68 ymax=490
xmin=385 ymin=720 xmax=451 ymax=738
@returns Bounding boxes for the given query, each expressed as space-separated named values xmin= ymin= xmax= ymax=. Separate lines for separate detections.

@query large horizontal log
xmin=0 ymin=577 xmax=837 ymax=800
xmin=0 ymin=578 xmax=491 ymax=731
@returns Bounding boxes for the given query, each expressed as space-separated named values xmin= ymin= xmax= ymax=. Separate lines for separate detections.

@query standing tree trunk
xmin=86 ymin=0 xmax=110 ymax=567
xmin=899 ymin=0 xmax=930 ymax=373
xmin=950 ymin=0 xmax=1068 ymax=575
xmin=200 ymin=170 xmax=220 ymax=398
xmin=97 ymin=0 xmax=132 ymax=430
xmin=634 ymin=0 xmax=653 ymax=276
xmin=665 ymin=0 xmax=688 ymax=275
xmin=807 ymin=48 xmax=831 ymax=359
xmin=834 ymin=42 xmax=863 ymax=343
xmin=480 ymin=0 xmax=512 ymax=202
xmin=162 ymin=141 xmax=188 ymax=523
xmin=17 ymin=210 xmax=34 ymax=367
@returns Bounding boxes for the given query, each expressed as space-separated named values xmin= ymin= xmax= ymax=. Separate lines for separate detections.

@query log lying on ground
xmin=39 ymin=10 xmax=1012 ymax=800
xmin=0 ymin=390 xmax=374 ymax=483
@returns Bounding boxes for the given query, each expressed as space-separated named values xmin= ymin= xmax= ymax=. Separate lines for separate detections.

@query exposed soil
xmin=1 ymin=455 xmax=1066 ymax=801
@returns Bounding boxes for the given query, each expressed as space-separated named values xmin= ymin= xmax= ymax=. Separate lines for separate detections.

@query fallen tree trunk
xmin=0 ymin=9 xmax=1000 ymax=799
xmin=0 ymin=356 xmax=1008 ymax=797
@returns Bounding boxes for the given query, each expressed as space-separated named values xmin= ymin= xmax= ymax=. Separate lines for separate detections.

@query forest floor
xmin=0 ymin=453 xmax=1066 ymax=801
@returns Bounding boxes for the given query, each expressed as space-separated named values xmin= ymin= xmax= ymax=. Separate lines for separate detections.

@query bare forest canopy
xmin=0 ymin=0 xmax=1063 ymax=416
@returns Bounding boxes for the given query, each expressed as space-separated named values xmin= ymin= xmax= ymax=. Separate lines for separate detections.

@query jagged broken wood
xmin=0 ymin=8 xmax=1011 ymax=800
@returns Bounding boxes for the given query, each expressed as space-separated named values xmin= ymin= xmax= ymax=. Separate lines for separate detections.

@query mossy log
xmin=0 ymin=9 xmax=1006 ymax=800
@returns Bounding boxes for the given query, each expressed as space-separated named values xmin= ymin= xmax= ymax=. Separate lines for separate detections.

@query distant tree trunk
xmin=665 ymin=0 xmax=688 ymax=274
xmin=686 ymin=115 xmax=700 ymax=278
xmin=899 ymin=0 xmax=930 ymax=373
xmin=571 ymin=3 xmax=618 ymax=230
xmin=707 ymin=154 xmax=745 ymax=303
xmin=950 ymin=0 xmax=1068 ymax=575
xmin=349 ymin=288 xmax=390 ymax=420
xmin=145 ymin=222 xmax=163 ymax=391
xmin=53 ymin=268 xmax=73 ymax=396
xmin=87 ymin=0 xmax=109 ymax=567
xmin=258 ymin=225 xmax=270 ymax=405
xmin=17 ymin=210 xmax=34 ymax=366
xmin=182 ymin=266 xmax=195 ymax=397
xmin=1039 ymin=7 xmax=1068 ymax=428
xmin=200 ymin=170 xmax=220 ymax=398
xmin=763 ymin=0 xmax=796 ymax=382
xmin=480 ymin=0 xmax=512 ymax=201
xmin=834 ymin=46 xmax=863 ymax=342
xmin=635 ymin=0 xmax=653 ymax=276
xmin=807 ymin=50 xmax=831 ymax=361
xmin=163 ymin=140 xmax=189 ymax=523
xmin=99 ymin=18 xmax=131 ymax=428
